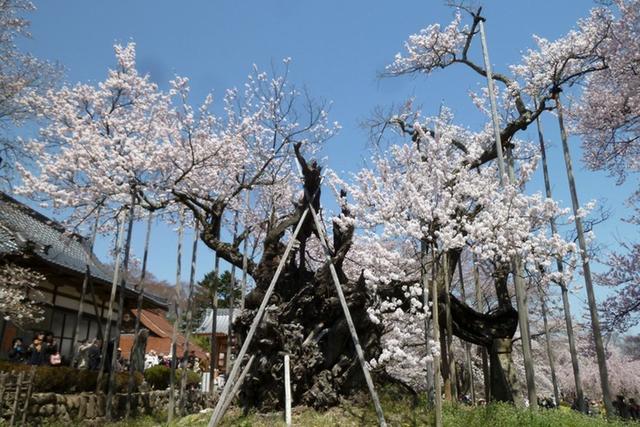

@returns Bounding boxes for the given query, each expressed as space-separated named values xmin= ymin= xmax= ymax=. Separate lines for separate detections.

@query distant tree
xmin=621 ymin=334 xmax=640 ymax=361
xmin=193 ymin=270 xmax=240 ymax=325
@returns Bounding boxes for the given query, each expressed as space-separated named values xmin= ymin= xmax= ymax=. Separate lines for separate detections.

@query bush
xmin=143 ymin=365 xmax=200 ymax=390
xmin=143 ymin=365 xmax=170 ymax=389
xmin=0 ymin=361 xmax=142 ymax=394
xmin=179 ymin=368 xmax=201 ymax=388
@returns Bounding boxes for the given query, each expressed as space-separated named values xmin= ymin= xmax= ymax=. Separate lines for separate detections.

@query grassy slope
xmin=106 ymin=388 xmax=640 ymax=427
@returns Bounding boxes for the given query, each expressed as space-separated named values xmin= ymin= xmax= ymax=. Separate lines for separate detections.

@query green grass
xmin=104 ymin=388 xmax=640 ymax=427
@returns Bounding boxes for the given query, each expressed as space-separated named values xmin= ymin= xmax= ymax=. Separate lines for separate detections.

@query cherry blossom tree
xmin=571 ymin=0 xmax=640 ymax=180
xmin=596 ymin=242 xmax=640 ymax=333
xmin=567 ymin=0 xmax=640 ymax=337
xmin=0 ymin=262 xmax=44 ymax=325
xmin=17 ymin=43 xmax=175 ymax=228
xmin=334 ymin=111 xmax=577 ymax=403
xmin=556 ymin=327 xmax=640 ymax=400
xmin=340 ymin=1 xmax=622 ymax=403
xmin=0 ymin=0 xmax=59 ymax=185
xmin=18 ymin=40 xmax=391 ymax=411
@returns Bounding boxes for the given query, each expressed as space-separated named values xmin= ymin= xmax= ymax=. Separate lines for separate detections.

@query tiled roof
xmin=0 ymin=193 xmax=168 ymax=308
xmin=195 ymin=308 xmax=239 ymax=335
xmin=119 ymin=335 xmax=207 ymax=359
xmin=133 ymin=308 xmax=174 ymax=339
xmin=120 ymin=309 xmax=207 ymax=359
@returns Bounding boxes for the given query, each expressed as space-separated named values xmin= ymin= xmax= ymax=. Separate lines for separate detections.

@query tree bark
xmin=201 ymin=164 xmax=383 ymax=411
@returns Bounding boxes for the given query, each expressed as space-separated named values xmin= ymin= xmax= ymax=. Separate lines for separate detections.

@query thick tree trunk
xmin=443 ymin=252 xmax=522 ymax=404
xmin=199 ymin=166 xmax=382 ymax=411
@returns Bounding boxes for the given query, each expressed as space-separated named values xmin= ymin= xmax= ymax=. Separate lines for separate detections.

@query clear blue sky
xmin=16 ymin=1 xmax=636 ymax=315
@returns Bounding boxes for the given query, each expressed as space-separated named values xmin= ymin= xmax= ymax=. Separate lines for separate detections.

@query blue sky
xmin=15 ymin=1 xmax=637 ymax=315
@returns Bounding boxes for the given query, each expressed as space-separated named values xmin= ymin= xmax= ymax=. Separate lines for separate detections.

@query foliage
xmin=143 ymin=365 xmax=199 ymax=390
xmin=193 ymin=270 xmax=240 ymax=326
xmin=0 ymin=361 xmax=142 ymax=393
xmin=0 ymin=262 xmax=45 ymax=325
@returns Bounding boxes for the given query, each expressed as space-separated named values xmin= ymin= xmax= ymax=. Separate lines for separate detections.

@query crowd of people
xmin=556 ymin=392 xmax=640 ymax=420
xmin=7 ymin=333 xmax=212 ymax=377
xmin=8 ymin=332 xmax=62 ymax=366
xmin=143 ymin=349 xmax=209 ymax=374
xmin=612 ymin=395 xmax=640 ymax=420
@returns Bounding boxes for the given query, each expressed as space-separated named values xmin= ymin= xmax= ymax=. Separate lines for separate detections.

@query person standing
xmin=27 ymin=332 xmax=45 ymax=365
xmin=75 ymin=340 xmax=92 ymax=369
xmin=43 ymin=331 xmax=59 ymax=365
xmin=8 ymin=338 xmax=26 ymax=363
xmin=87 ymin=338 xmax=102 ymax=371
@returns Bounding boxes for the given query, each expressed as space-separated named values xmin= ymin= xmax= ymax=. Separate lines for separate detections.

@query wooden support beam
xmin=284 ymin=354 xmax=292 ymax=427
xmin=208 ymin=206 xmax=311 ymax=427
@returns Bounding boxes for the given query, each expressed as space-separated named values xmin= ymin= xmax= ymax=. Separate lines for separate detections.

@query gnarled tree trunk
xmin=200 ymin=161 xmax=382 ymax=411
xmin=444 ymin=253 xmax=524 ymax=405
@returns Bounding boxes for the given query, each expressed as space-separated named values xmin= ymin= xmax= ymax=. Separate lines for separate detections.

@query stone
xmin=85 ymin=394 xmax=97 ymax=419
xmin=39 ymin=403 xmax=55 ymax=416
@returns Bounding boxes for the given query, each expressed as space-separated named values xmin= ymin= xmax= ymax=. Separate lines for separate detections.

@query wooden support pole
xmin=208 ymin=206 xmax=312 ymax=427
xmin=126 ymin=212 xmax=153 ymax=419
xmin=96 ymin=211 xmax=126 ymax=391
xmin=284 ymin=354 xmax=292 ymax=427
xmin=179 ymin=221 xmax=200 ymax=415
xmin=443 ymin=253 xmax=457 ymax=401
xmin=240 ymin=190 xmax=250 ymax=311
xmin=226 ymin=212 xmax=240 ymax=376
xmin=217 ymin=355 xmax=255 ymax=421
xmin=478 ymin=17 xmax=537 ymax=407
xmin=168 ymin=212 xmax=185 ymax=424
xmin=458 ymin=258 xmax=476 ymax=404
xmin=539 ymin=293 xmax=560 ymax=405
xmin=472 ymin=258 xmax=490 ymax=401
xmin=305 ymin=200 xmax=387 ymax=426
xmin=420 ymin=240 xmax=434 ymax=406
xmin=88 ymin=276 xmax=105 ymax=339
xmin=431 ymin=247 xmax=443 ymax=427
xmin=72 ymin=209 xmax=101 ymax=366
xmin=554 ymin=92 xmax=612 ymax=415
xmin=226 ymin=266 xmax=236 ymax=376
xmin=535 ymin=110 xmax=584 ymax=410
xmin=209 ymin=242 xmax=221 ymax=395
xmin=106 ymin=196 xmax=136 ymax=421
